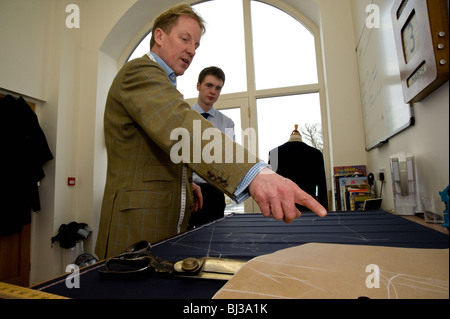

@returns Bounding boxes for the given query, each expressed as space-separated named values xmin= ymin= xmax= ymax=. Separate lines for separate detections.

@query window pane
xmin=177 ymin=0 xmax=247 ymax=98
xmin=256 ymin=93 xmax=322 ymax=162
xmin=222 ymin=108 xmax=244 ymax=214
xmin=251 ymin=1 xmax=318 ymax=90
xmin=215 ymin=108 xmax=244 ymax=214
xmin=219 ymin=108 xmax=242 ymax=144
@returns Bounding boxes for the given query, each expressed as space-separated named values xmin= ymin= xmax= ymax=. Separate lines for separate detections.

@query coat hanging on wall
xmin=0 ymin=94 xmax=53 ymax=236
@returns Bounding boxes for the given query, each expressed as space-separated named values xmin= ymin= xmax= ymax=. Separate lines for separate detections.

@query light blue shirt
xmin=191 ymin=103 xmax=235 ymax=141
xmin=149 ymin=53 xmax=269 ymax=204
xmin=149 ymin=52 xmax=176 ymax=87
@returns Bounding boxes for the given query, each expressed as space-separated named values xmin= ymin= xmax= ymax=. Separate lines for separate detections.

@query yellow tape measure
xmin=0 ymin=282 xmax=69 ymax=299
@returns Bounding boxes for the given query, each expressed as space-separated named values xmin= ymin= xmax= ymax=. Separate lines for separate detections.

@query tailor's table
xmin=33 ymin=210 xmax=449 ymax=299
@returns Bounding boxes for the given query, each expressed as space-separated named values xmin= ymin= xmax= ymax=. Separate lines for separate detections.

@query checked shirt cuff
xmin=232 ymin=161 xmax=271 ymax=204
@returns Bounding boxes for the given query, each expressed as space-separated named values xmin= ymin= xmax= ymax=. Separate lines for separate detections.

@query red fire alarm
xmin=68 ymin=177 xmax=76 ymax=186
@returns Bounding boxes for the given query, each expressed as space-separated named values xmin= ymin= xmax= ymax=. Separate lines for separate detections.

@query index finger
xmin=295 ymin=189 xmax=327 ymax=217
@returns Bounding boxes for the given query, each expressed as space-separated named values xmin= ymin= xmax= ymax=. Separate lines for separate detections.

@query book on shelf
xmin=337 ymin=176 xmax=369 ymax=211
xmin=333 ymin=165 xmax=368 ymax=210
xmin=333 ymin=165 xmax=367 ymax=177
xmin=346 ymin=186 xmax=373 ymax=211
xmin=350 ymin=193 xmax=374 ymax=211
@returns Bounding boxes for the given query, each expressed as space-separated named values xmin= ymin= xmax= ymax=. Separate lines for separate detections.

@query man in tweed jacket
xmin=95 ymin=4 xmax=326 ymax=258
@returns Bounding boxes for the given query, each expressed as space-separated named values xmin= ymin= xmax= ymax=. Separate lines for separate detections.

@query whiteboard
xmin=356 ymin=0 xmax=414 ymax=150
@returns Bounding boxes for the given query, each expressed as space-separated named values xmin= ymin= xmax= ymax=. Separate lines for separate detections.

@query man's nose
xmin=187 ymin=44 xmax=196 ymax=57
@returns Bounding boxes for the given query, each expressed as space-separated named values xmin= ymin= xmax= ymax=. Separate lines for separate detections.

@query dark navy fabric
xmin=34 ymin=210 xmax=448 ymax=299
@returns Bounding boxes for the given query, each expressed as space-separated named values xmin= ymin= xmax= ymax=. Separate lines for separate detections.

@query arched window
xmin=128 ymin=0 xmax=325 ymax=212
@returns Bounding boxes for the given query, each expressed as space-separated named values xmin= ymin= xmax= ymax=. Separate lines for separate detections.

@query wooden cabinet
xmin=0 ymin=223 xmax=31 ymax=287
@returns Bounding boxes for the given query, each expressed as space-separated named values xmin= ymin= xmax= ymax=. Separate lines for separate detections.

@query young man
xmin=95 ymin=4 xmax=326 ymax=259
xmin=189 ymin=67 xmax=233 ymax=228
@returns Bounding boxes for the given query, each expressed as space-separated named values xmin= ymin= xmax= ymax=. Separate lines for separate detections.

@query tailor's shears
xmin=98 ymin=240 xmax=246 ymax=280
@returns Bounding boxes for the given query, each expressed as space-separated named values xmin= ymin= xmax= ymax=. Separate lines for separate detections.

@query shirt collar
xmin=148 ymin=52 xmax=177 ymax=87
xmin=192 ymin=102 xmax=216 ymax=117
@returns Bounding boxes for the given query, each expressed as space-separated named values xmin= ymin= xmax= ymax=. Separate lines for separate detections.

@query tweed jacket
xmin=95 ymin=55 xmax=257 ymax=258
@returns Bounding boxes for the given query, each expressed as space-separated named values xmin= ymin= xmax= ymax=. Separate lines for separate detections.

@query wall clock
xmin=392 ymin=0 xmax=449 ymax=103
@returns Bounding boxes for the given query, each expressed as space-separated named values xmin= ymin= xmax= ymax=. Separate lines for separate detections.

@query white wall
xmin=316 ymin=0 xmax=368 ymax=168
xmin=0 ymin=0 xmax=50 ymax=100
xmin=0 ymin=0 xmax=448 ymax=284
xmin=350 ymin=0 xmax=450 ymax=212
xmin=1 ymin=0 xmax=137 ymax=284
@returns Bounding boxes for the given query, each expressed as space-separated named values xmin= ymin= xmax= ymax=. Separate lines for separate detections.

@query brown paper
xmin=213 ymin=243 xmax=449 ymax=299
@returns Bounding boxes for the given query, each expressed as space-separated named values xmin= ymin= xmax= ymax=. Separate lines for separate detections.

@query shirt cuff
xmin=233 ymin=161 xmax=271 ymax=204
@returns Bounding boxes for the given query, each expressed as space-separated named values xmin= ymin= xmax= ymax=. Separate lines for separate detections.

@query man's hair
xmin=198 ymin=66 xmax=226 ymax=85
xmin=150 ymin=4 xmax=206 ymax=49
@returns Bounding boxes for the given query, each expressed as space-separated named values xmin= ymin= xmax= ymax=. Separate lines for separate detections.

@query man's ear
xmin=153 ymin=28 xmax=164 ymax=46
xmin=197 ymin=82 xmax=201 ymax=91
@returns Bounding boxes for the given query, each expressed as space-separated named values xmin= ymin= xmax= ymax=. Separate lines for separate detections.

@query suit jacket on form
xmin=95 ymin=56 xmax=257 ymax=258
xmin=269 ymin=141 xmax=328 ymax=211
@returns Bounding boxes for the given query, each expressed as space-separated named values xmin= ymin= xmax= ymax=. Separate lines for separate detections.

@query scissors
xmin=98 ymin=240 xmax=246 ymax=280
